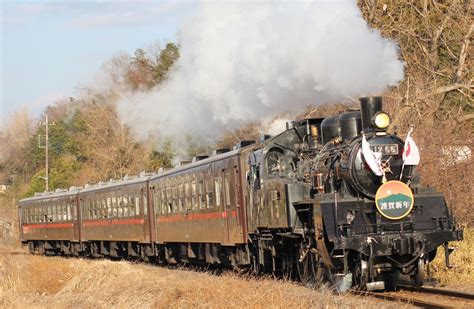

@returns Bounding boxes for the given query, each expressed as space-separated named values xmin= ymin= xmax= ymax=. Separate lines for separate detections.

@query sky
xmin=0 ymin=0 xmax=196 ymax=122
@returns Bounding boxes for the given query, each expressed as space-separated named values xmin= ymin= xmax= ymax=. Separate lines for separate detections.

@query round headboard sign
xmin=375 ymin=180 xmax=414 ymax=220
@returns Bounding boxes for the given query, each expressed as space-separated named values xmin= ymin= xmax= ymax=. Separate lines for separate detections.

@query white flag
xmin=362 ymin=134 xmax=383 ymax=176
xmin=403 ymin=128 xmax=420 ymax=165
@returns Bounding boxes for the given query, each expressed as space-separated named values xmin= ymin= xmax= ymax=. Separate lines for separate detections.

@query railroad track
xmin=354 ymin=286 xmax=474 ymax=308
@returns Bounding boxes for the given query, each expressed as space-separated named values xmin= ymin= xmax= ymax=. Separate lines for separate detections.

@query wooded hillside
xmin=0 ymin=2 xmax=472 ymax=222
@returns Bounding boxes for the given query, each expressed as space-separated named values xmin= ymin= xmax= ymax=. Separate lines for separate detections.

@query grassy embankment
xmin=431 ymin=227 xmax=473 ymax=286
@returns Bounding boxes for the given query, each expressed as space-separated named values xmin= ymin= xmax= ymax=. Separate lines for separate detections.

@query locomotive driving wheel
xmin=297 ymin=244 xmax=324 ymax=287
xmin=410 ymin=258 xmax=425 ymax=287
xmin=352 ymin=255 xmax=369 ymax=290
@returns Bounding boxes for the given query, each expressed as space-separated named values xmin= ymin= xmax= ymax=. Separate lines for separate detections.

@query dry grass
xmin=1 ymin=194 xmax=471 ymax=307
xmin=431 ymin=227 xmax=474 ymax=287
xmin=0 ymin=254 xmax=406 ymax=309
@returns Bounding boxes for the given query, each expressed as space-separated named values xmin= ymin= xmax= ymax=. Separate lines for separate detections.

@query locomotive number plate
xmin=370 ymin=144 xmax=398 ymax=155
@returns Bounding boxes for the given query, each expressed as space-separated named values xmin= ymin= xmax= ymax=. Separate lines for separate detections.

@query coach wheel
xmin=410 ymin=258 xmax=425 ymax=287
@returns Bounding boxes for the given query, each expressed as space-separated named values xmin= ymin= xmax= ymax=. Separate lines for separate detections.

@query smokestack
xmin=360 ymin=96 xmax=382 ymax=132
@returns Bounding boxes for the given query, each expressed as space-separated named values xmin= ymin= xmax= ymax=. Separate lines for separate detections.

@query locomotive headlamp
xmin=372 ymin=112 xmax=390 ymax=129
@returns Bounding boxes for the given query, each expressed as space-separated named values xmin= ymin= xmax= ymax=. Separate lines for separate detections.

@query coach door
xmin=219 ymin=169 xmax=230 ymax=244
xmin=141 ymin=187 xmax=149 ymax=242
xmin=73 ymin=195 xmax=82 ymax=241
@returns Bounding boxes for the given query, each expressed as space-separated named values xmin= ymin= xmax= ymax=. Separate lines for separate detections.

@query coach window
xmin=166 ymin=187 xmax=172 ymax=213
xmin=143 ymin=191 xmax=148 ymax=216
xmin=90 ymin=200 xmax=94 ymax=219
xmin=152 ymin=189 xmax=158 ymax=214
xmin=206 ymin=178 xmax=214 ymax=209
xmin=156 ymin=190 xmax=161 ymax=216
xmin=214 ymin=177 xmax=222 ymax=208
xmin=178 ymin=183 xmax=183 ymax=212
xmin=62 ymin=202 xmax=67 ymax=221
xmin=89 ymin=200 xmax=94 ymax=219
xmin=56 ymin=202 xmax=61 ymax=222
xmin=184 ymin=182 xmax=191 ymax=210
xmin=126 ymin=195 xmax=133 ymax=216
xmin=122 ymin=195 xmax=129 ymax=217
xmin=128 ymin=195 xmax=135 ymax=216
xmin=171 ymin=185 xmax=177 ymax=213
xmin=67 ymin=203 xmax=71 ymax=221
xmin=191 ymin=181 xmax=197 ymax=210
xmin=86 ymin=200 xmax=90 ymax=219
xmin=198 ymin=179 xmax=205 ymax=209
xmin=117 ymin=195 xmax=123 ymax=218
xmin=58 ymin=203 xmax=62 ymax=222
xmin=160 ymin=188 xmax=165 ymax=215
xmin=51 ymin=203 xmax=56 ymax=222
xmin=134 ymin=195 xmax=140 ymax=215
xmin=105 ymin=197 xmax=111 ymax=218
xmin=97 ymin=199 xmax=101 ymax=218
xmin=97 ymin=199 xmax=101 ymax=219
xmin=224 ymin=172 xmax=232 ymax=207
xmin=84 ymin=200 xmax=88 ymax=219
xmin=56 ymin=204 xmax=60 ymax=222
xmin=111 ymin=196 xmax=117 ymax=218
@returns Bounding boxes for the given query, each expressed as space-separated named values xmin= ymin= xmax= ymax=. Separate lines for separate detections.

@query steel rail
xmin=352 ymin=290 xmax=451 ymax=309
xmin=398 ymin=285 xmax=474 ymax=301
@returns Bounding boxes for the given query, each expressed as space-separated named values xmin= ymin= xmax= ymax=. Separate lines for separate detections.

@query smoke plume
xmin=117 ymin=1 xmax=404 ymax=142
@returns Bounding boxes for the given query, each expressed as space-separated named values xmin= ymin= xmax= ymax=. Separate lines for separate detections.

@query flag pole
xmin=400 ymin=126 xmax=414 ymax=181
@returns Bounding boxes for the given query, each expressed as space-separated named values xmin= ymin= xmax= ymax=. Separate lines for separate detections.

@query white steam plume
xmin=117 ymin=1 xmax=404 ymax=142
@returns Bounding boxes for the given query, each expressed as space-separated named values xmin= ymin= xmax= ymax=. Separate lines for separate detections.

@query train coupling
xmin=366 ymin=281 xmax=385 ymax=291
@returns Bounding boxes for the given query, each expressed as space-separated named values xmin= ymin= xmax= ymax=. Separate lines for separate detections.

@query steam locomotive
xmin=19 ymin=96 xmax=463 ymax=291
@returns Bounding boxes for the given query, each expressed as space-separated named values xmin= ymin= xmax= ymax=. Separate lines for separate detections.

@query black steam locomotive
xmin=252 ymin=96 xmax=463 ymax=290
xmin=19 ymin=96 xmax=462 ymax=291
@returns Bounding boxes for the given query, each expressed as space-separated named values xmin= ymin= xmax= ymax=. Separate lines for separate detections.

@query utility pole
xmin=38 ymin=115 xmax=55 ymax=191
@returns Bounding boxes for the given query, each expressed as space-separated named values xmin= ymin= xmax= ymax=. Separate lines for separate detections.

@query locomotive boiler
xmin=18 ymin=96 xmax=463 ymax=291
